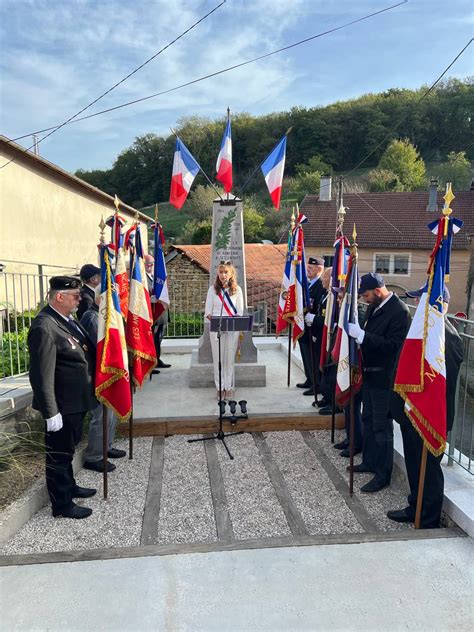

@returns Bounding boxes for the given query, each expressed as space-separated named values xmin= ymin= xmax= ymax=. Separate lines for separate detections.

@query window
xmin=323 ymin=254 xmax=334 ymax=267
xmin=374 ymin=253 xmax=411 ymax=276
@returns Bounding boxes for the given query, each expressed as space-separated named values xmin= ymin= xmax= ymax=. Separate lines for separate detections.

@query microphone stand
xmin=189 ymin=285 xmax=244 ymax=460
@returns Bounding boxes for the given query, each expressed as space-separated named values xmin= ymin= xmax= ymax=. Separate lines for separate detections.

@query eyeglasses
xmin=219 ymin=260 xmax=231 ymax=265
xmin=61 ymin=291 xmax=81 ymax=299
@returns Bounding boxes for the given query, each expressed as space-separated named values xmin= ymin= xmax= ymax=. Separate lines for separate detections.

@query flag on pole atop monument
xmin=331 ymin=248 xmax=362 ymax=407
xmin=394 ymin=185 xmax=463 ymax=456
xmin=169 ymin=137 xmax=201 ymax=210
xmin=150 ymin=209 xmax=170 ymax=322
xmin=216 ymin=116 xmax=232 ymax=193
xmin=125 ymin=224 xmax=157 ymax=386
xmin=261 ymin=135 xmax=287 ymax=210
xmin=95 ymin=244 xmax=132 ymax=421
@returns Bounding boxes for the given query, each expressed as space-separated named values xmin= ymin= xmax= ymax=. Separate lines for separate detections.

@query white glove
xmin=46 ymin=413 xmax=63 ymax=432
xmin=150 ymin=296 xmax=158 ymax=303
xmin=305 ymin=313 xmax=315 ymax=325
xmin=348 ymin=322 xmax=365 ymax=344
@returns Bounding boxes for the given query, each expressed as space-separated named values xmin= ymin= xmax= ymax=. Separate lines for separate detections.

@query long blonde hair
xmin=214 ymin=262 xmax=238 ymax=295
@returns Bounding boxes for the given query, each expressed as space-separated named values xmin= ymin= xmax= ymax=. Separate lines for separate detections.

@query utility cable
xmin=8 ymin=0 xmax=408 ymax=144
xmin=1 ymin=0 xmax=227 ymax=167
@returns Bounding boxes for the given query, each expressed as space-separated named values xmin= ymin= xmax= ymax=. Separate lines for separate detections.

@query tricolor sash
xmin=219 ymin=289 xmax=238 ymax=317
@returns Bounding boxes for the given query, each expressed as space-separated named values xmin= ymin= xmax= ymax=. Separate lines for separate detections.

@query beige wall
xmin=0 ymin=146 xmax=147 ymax=308
xmin=306 ymin=246 xmax=469 ymax=314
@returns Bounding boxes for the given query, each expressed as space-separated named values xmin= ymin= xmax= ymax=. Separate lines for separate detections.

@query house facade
xmin=300 ymin=184 xmax=474 ymax=314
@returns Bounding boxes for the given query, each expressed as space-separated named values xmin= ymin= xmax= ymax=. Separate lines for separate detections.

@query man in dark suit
xmin=388 ymin=288 xmax=463 ymax=528
xmin=347 ymin=273 xmax=411 ymax=492
xmin=145 ymin=254 xmax=171 ymax=375
xmin=28 ymin=276 xmax=97 ymax=519
xmin=297 ymin=256 xmax=326 ymax=396
xmin=77 ymin=263 xmax=100 ymax=320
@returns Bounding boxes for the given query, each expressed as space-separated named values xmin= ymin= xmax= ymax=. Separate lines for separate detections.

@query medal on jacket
xmin=67 ymin=337 xmax=77 ymax=349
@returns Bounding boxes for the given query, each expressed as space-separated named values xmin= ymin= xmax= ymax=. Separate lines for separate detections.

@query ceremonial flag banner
xmin=169 ymin=137 xmax=201 ymax=209
xmin=216 ymin=117 xmax=232 ymax=193
xmin=394 ymin=247 xmax=448 ymax=455
xmin=95 ymin=245 xmax=132 ymax=421
xmin=106 ymin=213 xmax=129 ymax=320
xmin=277 ymin=214 xmax=308 ymax=345
xmin=261 ymin=135 xmax=287 ymax=210
xmin=320 ymin=236 xmax=349 ymax=370
xmin=332 ymin=253 xmax=362 ymax=407
xmin=125 ymin=225 xmax=157 ymax=386
xmin=151 ymin=219 xmax=170 ymax=322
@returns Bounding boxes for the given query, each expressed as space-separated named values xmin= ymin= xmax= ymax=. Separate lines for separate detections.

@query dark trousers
xmin=153 ymin=323 xmax=164 ymax=359
xmin=45 ymin=413 xmax=85 ymax=510
xmin=399 ymin=415 xmax=444 ymax=528
xmin=298 ymin=335 xmax=312 ymax=385
xmin=320 ymin=364 xmax=336 ymax=403
xmin=361 ymin=384 xmax=393 ymax=484
xmin=344 ymin=389 xmax=363 ymax=448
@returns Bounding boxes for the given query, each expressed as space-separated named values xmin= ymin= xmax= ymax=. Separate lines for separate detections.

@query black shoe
xmin=152 ymin=369 xmax=160 ymax=375
xmin=387 ymin=508 xmax=415 ymax=523
xmin=333 ymin=440 xmax=349 ymax=450
xmin=296 ymin=382 xmax=311 ymax=389
xmin=318 ymin=405 xmax=334 ymax=415
xmin=360 ymin=477 xmax=389 ymax=493
xmin=53 ymin=503 xmax=92 ymax=519
xmin=72 ymin=486 xmax=97 ymax=499
xmin=108 ymin=448 xmax=126 ymax=459
xmin=347 ymin=463 xmax=374 ymax=473
xmin=318 ymin=398 xmax=331 ymax=408
xmin=340 ymin=447 xmax=362 ymax=458
xmin=303 ymin=388 xmax=315 ymax=396
xmin=157 ymin=359 xmax=171 ymax=368
xmin=83 ymin=460 xmax=116 ymax=472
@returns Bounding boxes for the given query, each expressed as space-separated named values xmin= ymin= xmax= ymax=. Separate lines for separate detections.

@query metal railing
xmin=1 ymin=266 xmax=472 ymax=474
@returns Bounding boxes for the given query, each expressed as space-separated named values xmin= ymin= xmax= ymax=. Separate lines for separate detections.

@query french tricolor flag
xmin=216 ymin=118 xmax=232 ymax=193
xmin=261 ymin=135 xmax=287 ymax=210
xmin=169 ymin=137 xmax=201 ymax=210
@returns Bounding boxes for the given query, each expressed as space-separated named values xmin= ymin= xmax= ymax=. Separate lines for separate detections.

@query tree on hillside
xmin=377 ymin=138 xmax=426 ymax=190
xmin=182 ymin=184 xmax=223 ymax=221
xmin=437 ymin=151 xmax=473 ymax=190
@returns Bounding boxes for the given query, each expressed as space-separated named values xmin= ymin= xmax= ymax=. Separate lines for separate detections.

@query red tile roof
xmin=301 ymin=191 xmax=474 ymax=250
xmin=169 ymin=243 xmax=287 ymax=283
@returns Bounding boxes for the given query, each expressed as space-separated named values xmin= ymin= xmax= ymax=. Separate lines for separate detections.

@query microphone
xmin=238 ymin=400 xmax=247 ymax=415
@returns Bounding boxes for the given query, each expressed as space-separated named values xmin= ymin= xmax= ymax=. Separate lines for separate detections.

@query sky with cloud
xmin=0 ymin=0 xmax=472 ymax=173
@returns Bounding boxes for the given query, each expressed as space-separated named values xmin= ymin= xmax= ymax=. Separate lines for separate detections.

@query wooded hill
xmin=76 ymin=78 xmax=473 ymax=211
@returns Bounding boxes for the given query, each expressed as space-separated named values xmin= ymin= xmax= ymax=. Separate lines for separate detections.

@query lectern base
xmin=189 ymin=350 xmax=267 ymax=387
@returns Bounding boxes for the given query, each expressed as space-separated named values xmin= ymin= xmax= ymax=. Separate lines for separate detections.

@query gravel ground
xmin=216 ymin=432 xmax=291 ymax=540
xmin=0 ymin=437 xmax=152 ymax=555
xmin=312 ymin=430 xmax=413 ymax=532
xmin=157 ymin=435 xmax=217 ymax=545
xmin=265 ymin=431 xmax=364 ymax=535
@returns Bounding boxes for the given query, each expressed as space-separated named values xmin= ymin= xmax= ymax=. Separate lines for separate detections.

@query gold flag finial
xmin=99 ymin=216 xmax=106 ymax=244
xmin=114 ymin=194 xmax=120 ymax=212
xmin=352 ymin=223 xmax=357 ymax=242
xmin=443 ymin=182 xmax=455 ymax=216
xmin=290 ymin=207 xmax=296 ymax=230
xmin=154 ymin=203 xmax=159 ymax=222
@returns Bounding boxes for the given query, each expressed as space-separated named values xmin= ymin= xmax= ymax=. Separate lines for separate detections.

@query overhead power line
xmin=1 ymin=0 xmax=227 ymax=166
xmin=8 ymin=0 xmax=408 ymax=144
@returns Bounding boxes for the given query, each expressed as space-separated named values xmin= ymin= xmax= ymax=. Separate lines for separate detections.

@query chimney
xmin=319 ymin=174 xmax=332 ymax=201
xmin=427 ymin=178 xmax=438 ymax=212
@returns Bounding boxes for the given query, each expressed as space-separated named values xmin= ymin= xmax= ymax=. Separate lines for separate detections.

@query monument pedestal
xmin=189 ymin=349 xmax=266 ymax=387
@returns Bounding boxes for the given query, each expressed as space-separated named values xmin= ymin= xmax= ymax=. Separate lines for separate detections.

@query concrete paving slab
xmin=133 ymin=349 xmax=309 ymax=419
xmin=1 ymin=537 xmax=472 ymax=631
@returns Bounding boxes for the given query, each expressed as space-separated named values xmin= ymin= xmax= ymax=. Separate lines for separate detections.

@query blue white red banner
xmin=216 ymin=117 xmax=232 ymax=193
xmin=169 ymin=137 xmax=201 ymax=209
xmin=261 ymin=135 xmax=287 ymax=210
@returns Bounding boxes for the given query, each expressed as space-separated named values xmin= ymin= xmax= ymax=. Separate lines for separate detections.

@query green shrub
xmin=167 ymin=313 xmax=204 ymax=337
xmin=1 ymin=331 xmax=30 ymax=378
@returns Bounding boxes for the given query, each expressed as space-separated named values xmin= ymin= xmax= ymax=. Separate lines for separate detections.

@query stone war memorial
xmin=1 ymin=4 xmax=473 ymax=628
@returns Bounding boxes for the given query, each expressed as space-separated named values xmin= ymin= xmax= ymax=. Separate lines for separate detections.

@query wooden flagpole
xmin=287 ymin=325 xmax=292 ymax=387
xmin=102 ymin=404 xmax=108 ymax=499
xmin=414 ymin=444 xmax=428 ymax=529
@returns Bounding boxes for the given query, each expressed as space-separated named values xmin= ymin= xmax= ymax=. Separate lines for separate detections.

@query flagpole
xmin=330 ymin=380 xmax=336 ymax=444
xmin=235 ymin=127 xmax=292 ymax=199
xmin=129 ymin=378 xmax=134 ymax=460
xmin=414 ymin=444 xmax=428 ymax=529
xmin=349 ymin=376 xmax=355 ymax=496
xmin=170 ymin=127 xmax=225 ymax=203
xmin=102 ymin=404 xmax=108 ymax=499
xmin=287 ymin=325 xmax=292 ymax=387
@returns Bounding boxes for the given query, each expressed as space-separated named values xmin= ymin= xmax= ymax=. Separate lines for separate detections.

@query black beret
xmin=49 ymin=276 xmax=82 ymax=291
xmin=358 ymin=272 xmax=385 ymax=294
xmin=308 ymin=257 xmax=324 ymax=266
xmin=80 ymin=264 xmax=100 ymax=281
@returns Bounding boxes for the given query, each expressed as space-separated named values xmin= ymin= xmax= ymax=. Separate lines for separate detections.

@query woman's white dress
xmin=204 ymin=285 xmax=244 ymax=391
